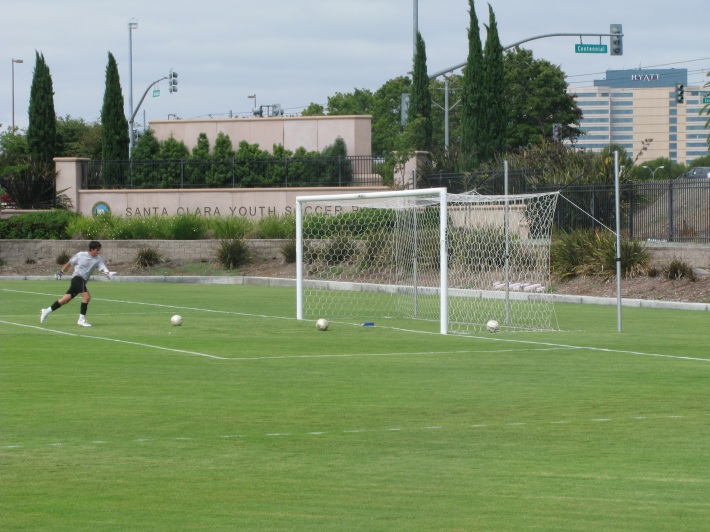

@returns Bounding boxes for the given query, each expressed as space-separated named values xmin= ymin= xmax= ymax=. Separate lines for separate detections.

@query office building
xmin=570 ymin=68 xmax=709 ymax=164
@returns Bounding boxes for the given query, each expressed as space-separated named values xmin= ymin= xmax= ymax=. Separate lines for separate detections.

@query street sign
xmin=703 ymin=96 xmax=710 ymax=104
xmin=153 ymin=89 xmax=160 ymax=98
xmin=575 ymin=43 xmax=608 ymax=54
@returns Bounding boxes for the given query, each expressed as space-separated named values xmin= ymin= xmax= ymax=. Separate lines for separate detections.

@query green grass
xmin=1 ymin=280 xmax=709 ymax=529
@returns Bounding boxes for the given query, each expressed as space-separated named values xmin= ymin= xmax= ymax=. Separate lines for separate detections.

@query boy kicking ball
xmin=40 ymin=241 xmax=115 ymax=327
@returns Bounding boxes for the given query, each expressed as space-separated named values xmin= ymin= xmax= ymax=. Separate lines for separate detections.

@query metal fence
xmin=83 ymin=156 xmax=385 ymax=189
xmin=426 ymin=172 xmax=710 ymax=243
xmin=76 ymin=161 xmax=710 ymax=243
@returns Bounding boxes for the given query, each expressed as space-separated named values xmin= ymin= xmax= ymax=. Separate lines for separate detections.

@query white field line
xmin=3 ymin=413 xmax=707 ymax=452
xmin=0 ymin=320 xmax=229 ymax=360
xmin=4 ymin=288 xmax=710 ymax=363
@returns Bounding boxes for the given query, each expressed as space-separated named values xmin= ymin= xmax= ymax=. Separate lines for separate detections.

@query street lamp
xmin=11 ymin=58 xmax=23 ymax=129
xmin=128 ymin=18 xmax=138 ymax=156
xmin=247 ymin=94 xmax=256 ymax=115
xmin=642 ymin=165 xmax=664 ymax=179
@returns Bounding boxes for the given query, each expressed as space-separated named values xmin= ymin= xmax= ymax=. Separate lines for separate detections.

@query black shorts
xmin=66 ymin=276 xmax=88 ymax=297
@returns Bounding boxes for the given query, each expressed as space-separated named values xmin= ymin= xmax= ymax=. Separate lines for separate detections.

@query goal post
xmin=296 ymin=188 xmax=449 ymax=333
xmin=296 ymin=188 xmax=559 ymax=334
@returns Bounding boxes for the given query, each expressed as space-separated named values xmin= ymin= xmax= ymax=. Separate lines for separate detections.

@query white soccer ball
xmin=171 ymin=314 xmax=183 ymax=326
xmin=486 ymin=319 xmax=500 ymax=333
xmin=316 ymin=318 xmax=329 ymax=331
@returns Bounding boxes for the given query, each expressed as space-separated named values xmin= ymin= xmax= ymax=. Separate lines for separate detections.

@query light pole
xmin=128 ymin=18 xmax=138 ymax=156
xmin=642 ymin=165 xmax=664 ymax=179
xmin=11 ymin=58 xmax=23 ymax=129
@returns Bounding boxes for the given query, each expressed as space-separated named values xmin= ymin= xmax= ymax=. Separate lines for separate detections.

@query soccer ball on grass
xmin=486 ymin=319 xmax=500 ymax=333
xmin=171 ymin=314 xmax=183 ymax=326
xmin=316 ymin=318 xmax=329 ymax=331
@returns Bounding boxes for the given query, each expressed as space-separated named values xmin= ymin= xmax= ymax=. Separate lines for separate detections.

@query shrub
xmin=56 ymin=251 xmax=71 ymax=265
xmin=255 ymin=214 xmax=296 ymax=239
xmin=168 ymin=213 xmax=206 ymax=240
xmin=135 ymin=247 xmax=162 ymax=268
xmin=0 ymin=210 xmax=80 ymax=239
xmin=206 ymin=216 xmax=254 ymax=239
xmin=664 ymin=258 xmax=695 ymax=281
xmin=552 ymin=229 xmax=650 ymax=279
xmin=280 ymin=239 xmax=297 ymax=264
xmin=216 ymin=239 xmax=251 ymax=269
xmin=322 ymin=236 xmax=355 ymax=265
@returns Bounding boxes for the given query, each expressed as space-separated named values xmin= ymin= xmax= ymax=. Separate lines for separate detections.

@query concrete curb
xmin=2 ymin=275 xmax=708 ymax=312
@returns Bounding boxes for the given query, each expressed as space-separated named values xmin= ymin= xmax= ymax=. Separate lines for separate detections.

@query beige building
xmin=149 ymin=114 xmax=373 ymax=157
xmin=570 ymin=68 xmax=709 ymax=164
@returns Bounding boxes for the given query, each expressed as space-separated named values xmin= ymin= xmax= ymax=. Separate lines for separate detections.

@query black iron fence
xmin=426 ymin=172 xmax=710 ymax=243
xmin=64 ymin=161 xmax=710 ymax=243
xmin=83 ymin=156 xmax=385 ymax=189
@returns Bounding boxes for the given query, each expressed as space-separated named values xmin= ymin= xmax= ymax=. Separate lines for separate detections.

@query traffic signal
xmin=675 ymin=83 xmax=685 ymax=104
xmin=610 ymin=24 xmax=623 ymax=56
xmin=168 ymin=70 xmax=178 ymax=93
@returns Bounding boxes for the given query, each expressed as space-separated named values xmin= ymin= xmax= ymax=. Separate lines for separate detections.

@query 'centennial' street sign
xmin=575 ymin=44 xmax=608 ymax=54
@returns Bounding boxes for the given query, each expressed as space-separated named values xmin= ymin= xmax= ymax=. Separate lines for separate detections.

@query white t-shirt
xmin=70 ymin=251 xmax=109 ymax=281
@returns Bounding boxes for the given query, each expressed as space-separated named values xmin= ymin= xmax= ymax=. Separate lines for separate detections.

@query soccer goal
xmin=296 ymin=187 xmax=559 ymax=334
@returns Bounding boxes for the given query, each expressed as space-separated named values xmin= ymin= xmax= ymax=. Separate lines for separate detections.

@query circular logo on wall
xmin=92 ymin=201 xmax=111 ymax=216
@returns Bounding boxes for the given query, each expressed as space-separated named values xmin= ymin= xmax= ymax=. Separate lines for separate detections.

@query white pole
xmin=614 ymin=151 xmax=622 ymax=332
xmin=504 ymin=161 xmax=510 ymax=325
xmin=128 ymin=19 xmax=138 ymax=157
xmin=296 ymin=199 xmax=304 ymax=320
xmin=439 ymin=187 xmax=448 ymax=335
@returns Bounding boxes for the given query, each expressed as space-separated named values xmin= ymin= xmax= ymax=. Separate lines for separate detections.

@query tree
xmin=301 ymin=103 xmax=325 ymax=116
xmin=191 ymin=133 xmax=211 ymax=159
xmin=158 ymin=134 xmax=189 ymax=187
xmin=481 ymin=5 xmax=505 ymax=161
xmin=129 ymin=128 xmax=160 ymax=187
xmin=326 ymin=89 xmax=374 ymax=115
xmin=460 ymin=0 xmax=485 ymax=168
xmin=26 ymin=52 xmax=57 ymax=164
xmin=0 ymin=128 xmax=29 ymax=175
xmin=504 ymin=48 xmax=581 ymax=149
xmin=371 ymin=76 xmax=411 ymax=156
xmin=56 ymin=116 xmax=102 ymax=159
xmin=132 ymin=128 xmax=160 ymax=160
xmin=100 ymin=52 xmax=129 ymax=161
xmin=407 ymin=32 xmax=433 ymax=152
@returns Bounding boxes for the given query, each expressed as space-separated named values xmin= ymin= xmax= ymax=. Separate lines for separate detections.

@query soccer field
xmin=1 ymin=279 xmax=709 ymax=529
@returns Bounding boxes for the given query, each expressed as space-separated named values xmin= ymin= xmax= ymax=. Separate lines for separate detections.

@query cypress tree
xmin=460 ymin=0 xmax=484 ymax=168
xmin=26 ymin=52 xmax=57 ymax=164
xmin=101 ymin=52 xmax=129 ymax=161
xmin=407 ymin=32 xmax=433 ymax=152
xmin=481 ymin=4 xmax=506 ymax=161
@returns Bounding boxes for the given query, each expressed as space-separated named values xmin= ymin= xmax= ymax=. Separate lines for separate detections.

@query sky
xmin=2 ymin=0 xmax=709 ymax=131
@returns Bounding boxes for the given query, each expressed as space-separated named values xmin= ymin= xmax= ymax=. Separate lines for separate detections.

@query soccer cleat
xmin=40 ymin=308 xmax=50 ymax=323
xmin=77 ymin=319 xmax=92 ymax=327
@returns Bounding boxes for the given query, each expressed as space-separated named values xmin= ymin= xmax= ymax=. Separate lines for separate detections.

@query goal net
xmin=296 ymin=188 xmax=559 ymax=334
